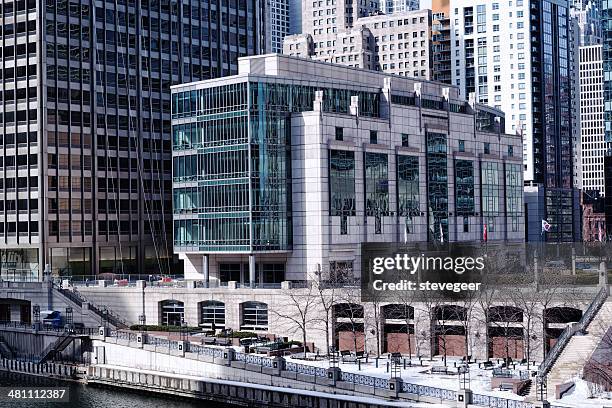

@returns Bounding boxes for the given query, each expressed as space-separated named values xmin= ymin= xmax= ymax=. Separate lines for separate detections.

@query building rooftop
xmin=171 ymin=54 xmax=507 ymax=121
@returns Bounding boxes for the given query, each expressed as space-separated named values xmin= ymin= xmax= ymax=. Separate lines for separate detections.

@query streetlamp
xmin=139 ymin=314 xmax=146 ymax=331
xmin=33 ymin=304 xmax=40 ymax=323
xmin=181 ymin=318 xmax=188 ymax=342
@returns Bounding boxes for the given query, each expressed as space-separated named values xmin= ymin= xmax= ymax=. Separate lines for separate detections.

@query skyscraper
xmin=283 ymin=9 xmax=433 ymax=79
xmin=265 ymin=0 xmax=291 ymax=53
xmin=381 ymin=0 xmax=419 ymax=14
xmin=0 ymin=0 xmax=263 ymax=281
xmin=451 ymin=0 xmax=579 ymax=242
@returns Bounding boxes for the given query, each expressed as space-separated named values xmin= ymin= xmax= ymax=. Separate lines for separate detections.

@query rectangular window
xmin=401 ymin=133 xmax=409 ymax=147
xmin=370 ymin=130 xmax=378 ymax=144
xmin=335 ymin=126 xmax=344 ymax=141
xmin=426 ymin=132 xmax=448 ymax=242
xmin=397 ymin=155 xmax=419 ymax=234
xmin=329 ymin=150 xmax=356 ymax=218
xmin=365 ymin=152 xmax=389 ymax=235
xmin=484 ymin=142 xmax=490 ymax=155
xmin=458 ymin=140 xmax=465 ymax=152
xmin=455 ymin=160 xmax=475 ymax=216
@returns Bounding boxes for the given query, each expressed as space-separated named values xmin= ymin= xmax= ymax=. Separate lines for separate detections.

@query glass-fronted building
xmin=0 ymin=0 xmax=263 ymax=280
xmin=452 ymin=0 xmax=580 ymax=242
xmin=171 ymin=54 xmax=524 ymax=284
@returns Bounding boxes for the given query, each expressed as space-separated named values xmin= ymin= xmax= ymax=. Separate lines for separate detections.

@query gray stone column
xmin=249 ymin=255 xmax=256 ymax=287
xmin=203 ymin=255 xmax=209 ymax=284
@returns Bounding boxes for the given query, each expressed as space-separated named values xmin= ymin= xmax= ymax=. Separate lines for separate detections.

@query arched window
xmin=241 ymin=302 xmax=268 ymax=330
xmin=160 ymin=300 xmax=184 ymax=326
xmin=200 ymin=300 xmax=225 ymax=329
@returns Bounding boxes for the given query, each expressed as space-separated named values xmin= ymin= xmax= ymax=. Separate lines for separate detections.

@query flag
xmin=439 ymin=222 xmax=444 ymax=243
xmin=483 ymin=224 xmax=488 ymax=243
xmin=541 ymin=219 xmax=551 ymax=234
xmin=598 ymin=223 xmax=604 ymax=243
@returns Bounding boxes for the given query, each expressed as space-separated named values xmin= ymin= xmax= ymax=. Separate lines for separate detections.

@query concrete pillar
xmin=249 ymin=255 xmax=255 ymax=288
xmin=599 ymin=261 xmax=608 ymax=289
xmin=327 ymin=367 xmax=341 ymax=386
xmin=221 ymin=348 xmax=234 ymax=366
xmin=457 ymin=389 xmax=472 ymax=407
xmin=571 ymin=247 xmax=576 ymax=276
xmin=203 ymin=255 xmax=209 ymax=284
xmin=136 ymin=333 xmax=147 ymax=348
xmin=177 ymin=341 xmax=186 ymax=356
xmin=388 ymin=377 xmax=403 ymax=398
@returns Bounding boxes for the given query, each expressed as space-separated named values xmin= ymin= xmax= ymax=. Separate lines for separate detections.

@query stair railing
xmin=538 ymin=287 xmax=609 ymax=379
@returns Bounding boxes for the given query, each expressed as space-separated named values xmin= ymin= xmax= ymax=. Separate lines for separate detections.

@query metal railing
xmin=52 ymin=283 xmax=129 ymax=329
xmin=538 ymin=286 xmax=608 ymax=378
xmin=472 ymin=394 xmax=533 ymax=408
xmin=400 ymin=383 xmax=457 ymax=400
xmin=98 ymin=329 xmax=546 ymax=405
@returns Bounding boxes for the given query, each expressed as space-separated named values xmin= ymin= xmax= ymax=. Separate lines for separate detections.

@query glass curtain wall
xmin=397 ymin=155 xmax=420 ymax=235
xmin=426 ymin=132 xmax=448 ymax=242
xmin=330 ymin=150 xmax=356 ymax=235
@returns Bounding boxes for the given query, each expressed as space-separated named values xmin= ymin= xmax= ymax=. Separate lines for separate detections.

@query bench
xmin=431 ymin=366 xmax=448 ymax=374
xmin=340 ymin=350 xmax=358 ymax=364
xmin=499 ymin=383 xmax=514 ymax=391
xmin=481 ymin=361 xmax=494 ymax=369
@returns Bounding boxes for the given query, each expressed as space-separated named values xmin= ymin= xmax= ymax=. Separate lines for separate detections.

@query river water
xmin=0 ymin=371 xmax=235 ymax=407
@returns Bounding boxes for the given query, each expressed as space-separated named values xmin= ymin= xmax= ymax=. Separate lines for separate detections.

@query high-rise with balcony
xmin=0 ymin=0 xmax=263 ymax=281
xmin=451 ymin=0 xmax=580 ymax=242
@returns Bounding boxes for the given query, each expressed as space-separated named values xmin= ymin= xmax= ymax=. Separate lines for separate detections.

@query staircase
xmin=52 ymin=283 xmax=129 ymax=329
xmin=544 ymin=295 xmax=612 ymax=400
xmin=37 ymin=333 xmax=75 ymax=364
xmin=518 ymin=379 xmax=532 ymax=397
xmin=0 ymin=336 xmax=14 ymax=359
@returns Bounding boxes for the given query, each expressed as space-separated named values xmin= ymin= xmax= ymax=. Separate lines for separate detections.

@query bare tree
xmin=395 ymin=288 xmax=418 ymax=360
xmin=417 ymin=290 xmax=442 ymax=361
xmin=336 ymin=285 xmax=365 ymax=353
xmin=270 ymin=277 xmax=319 ymax=355
xmin=364 ymin=289 xmax=386 ymax=356
xmin=313 ymin=270 xmax=341 ymax=356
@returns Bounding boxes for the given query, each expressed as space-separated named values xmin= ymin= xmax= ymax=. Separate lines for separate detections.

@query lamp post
xmin=33 ymin=304 xmax=40 ymax=323
xmin=181 ymin=318 xmax=188 ymax=342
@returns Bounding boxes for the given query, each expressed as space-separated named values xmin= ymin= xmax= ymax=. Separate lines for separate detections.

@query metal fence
xmin=400 ymin=382 xmax=457 ymax=400
xmin=100 ymin=330 xmax=550 ymax=407
xmin=472 ymin=394 xmax=534 ymax=408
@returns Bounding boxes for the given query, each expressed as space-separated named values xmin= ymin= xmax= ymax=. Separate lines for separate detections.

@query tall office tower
xmin=0 ymin=0 xmax=263 ymax=281
xmin=571 ymin=1 xmax=603 ymax=192
xmin=289 ymin=0 xmax=302 ymax=34
xmin=578 ymin=45 xmax=605 ymax=194
xmin=451 ymin=0 xmax=579 ymax=242
xmin=603 ymin=2 xmax=612 ymax=144
xmin=284 ymin=9 xmax=433 ymax=79
xmin=573 ymin=0 xmax=602 ymax=45
xmin=431 ymin=11 xmax=451 ymax=84
xmin=381 ymin=0 xmax=419 ymax=14
xmin=265 ymin=0 xmax=290 ymax=53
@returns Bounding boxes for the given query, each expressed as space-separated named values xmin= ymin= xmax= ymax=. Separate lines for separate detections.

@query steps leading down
xmin=546 ymin=300 xmax=612 ymax=400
